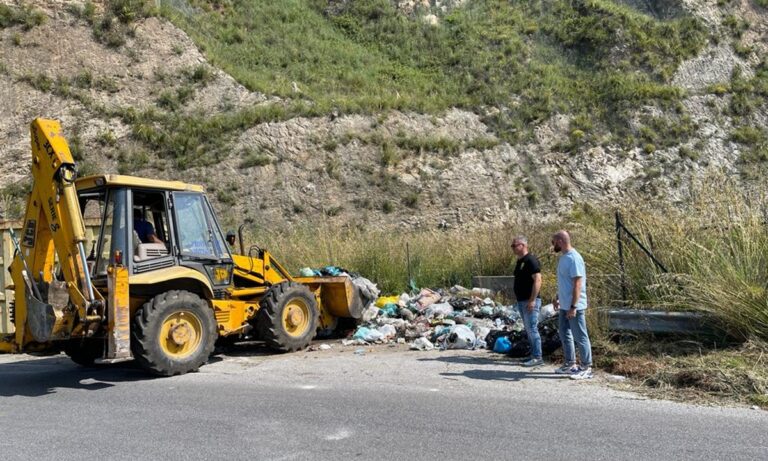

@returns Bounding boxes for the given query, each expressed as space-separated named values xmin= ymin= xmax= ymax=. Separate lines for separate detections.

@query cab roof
xmin=76 ymin=174 xmax=205 ymax=193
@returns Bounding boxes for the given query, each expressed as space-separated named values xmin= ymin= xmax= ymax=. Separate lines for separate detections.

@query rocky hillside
xmin=0 ymin=0 xmax=766 ymax=230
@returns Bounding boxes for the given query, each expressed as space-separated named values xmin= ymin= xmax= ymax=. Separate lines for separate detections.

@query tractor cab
xmin=76 ymin=175 xmax=233 ymax=293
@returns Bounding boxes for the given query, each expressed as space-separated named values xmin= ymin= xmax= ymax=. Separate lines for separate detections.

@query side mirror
xmin=225 ymin=231 xmax=236 ymax=246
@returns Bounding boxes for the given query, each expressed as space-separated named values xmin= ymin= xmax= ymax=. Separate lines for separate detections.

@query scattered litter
xmin=353 ymin=326 xmax=384 ymax=342
xmin=335 ymin=282 xmax=561 ymax=358
xmin=379 ymin=303 xmax=399 ymax=317
xmin=415 ymin=288 xmax=441 ymax=309
xmin=319 ymin=344 xmax=332 ymax=351
xmin=410 ymin=337 xmax=435 ymax=351
xmin=299 ymin=267 xmax=316 ymax=277
xmin=341 ymin=338 xmax=367 ymax=346
xmin=354 ymin=348 xmax=366 ymax=355
xmin=541 ymin=303 xmax=556 ymax=319
xmin=377 ymin=324 xmax=397 ymax=340
xmin=376 ymin=296 xmax=401 ymax=307
xmin=493 ymin=336 xmax=512 ymax=354
xmin=606 ymin=374 xmax=627 ymax=383
xmin=441 ymin=324 xmax=476 ymax=350
xmin=751 ymin=405 xmax=760 ymax=410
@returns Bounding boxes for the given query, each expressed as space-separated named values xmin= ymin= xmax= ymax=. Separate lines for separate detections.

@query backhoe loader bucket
xmin=25 ymin=291 xmax=56 ymax=343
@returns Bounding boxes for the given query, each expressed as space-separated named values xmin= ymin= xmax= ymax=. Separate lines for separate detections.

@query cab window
xmin=173 ymin=192 xmax=230 ymax=260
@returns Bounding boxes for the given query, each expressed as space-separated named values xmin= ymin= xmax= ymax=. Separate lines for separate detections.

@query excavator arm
xmin=7 ymin=119 xmax=104 ymax=349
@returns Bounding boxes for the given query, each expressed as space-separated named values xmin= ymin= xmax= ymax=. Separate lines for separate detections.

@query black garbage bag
xmin=503 ymin=316 xmax=562 ymax=357
xmin=485 ymin=329 xmax=513 ymax=351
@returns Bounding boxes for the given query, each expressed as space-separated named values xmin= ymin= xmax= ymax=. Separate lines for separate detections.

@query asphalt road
xmin=1 ymin=345 xmax=766 ymax=461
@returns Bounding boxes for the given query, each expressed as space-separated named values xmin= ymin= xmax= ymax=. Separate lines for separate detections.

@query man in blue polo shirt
xmin=134 ymin=208 xmax=163 ymax=244
xmin=552 ymin=230 xmax=593 ymax=380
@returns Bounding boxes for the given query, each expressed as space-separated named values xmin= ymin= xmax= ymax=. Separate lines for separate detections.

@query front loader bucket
xmin=294 ymin=276 xmax=365 ymax=319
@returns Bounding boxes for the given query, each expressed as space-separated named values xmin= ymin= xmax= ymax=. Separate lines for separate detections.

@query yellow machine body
xmin=0 ymin=119 xmax=364 ymax=374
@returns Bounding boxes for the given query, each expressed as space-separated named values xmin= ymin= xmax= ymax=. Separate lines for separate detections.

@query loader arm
xmin=8 ymin=119 xmax=104 ymax=348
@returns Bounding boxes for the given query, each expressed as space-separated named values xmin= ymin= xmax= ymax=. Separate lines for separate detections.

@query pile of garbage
xmin=343 ymin=286 xmax=561 ymax=355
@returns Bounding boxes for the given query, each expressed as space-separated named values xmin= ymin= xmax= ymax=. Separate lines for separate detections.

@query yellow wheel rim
xmin=281 ymin=298 xmax=310 ymax=338
xmin=159 ymin=310 xmax=203 ymax=359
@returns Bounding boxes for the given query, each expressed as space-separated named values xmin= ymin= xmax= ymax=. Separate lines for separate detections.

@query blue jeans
xmin=558 ymin=309 xmax=592 ymax=367
xmin=516 ymin=299 xmax=542 ymax=359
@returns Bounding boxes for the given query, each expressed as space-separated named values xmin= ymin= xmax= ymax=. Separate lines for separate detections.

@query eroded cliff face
xmin=1 ymin=0 xmax=766 ymax=229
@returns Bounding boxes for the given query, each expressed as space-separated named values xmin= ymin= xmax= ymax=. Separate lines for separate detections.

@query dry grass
xmin=597 ymin=339 xmax=768 ymax=408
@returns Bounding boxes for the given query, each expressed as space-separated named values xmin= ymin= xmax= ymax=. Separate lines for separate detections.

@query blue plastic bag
xmin=493 ymin=336 xmax=511 ymax=354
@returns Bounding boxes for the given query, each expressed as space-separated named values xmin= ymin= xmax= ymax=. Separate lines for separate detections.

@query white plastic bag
xmin=410 ymin=337 xmax=435 ymax=351
xmin=443 ymin=324 xmax=476 ymax=350
xmin=377 ymin=324 xmax=397 ymax=340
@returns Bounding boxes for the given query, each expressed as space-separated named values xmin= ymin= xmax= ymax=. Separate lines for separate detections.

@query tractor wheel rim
xmin=282 ymin=299 xmax=310 ymax=337
xmin=159 ymin=311 xmax=203 ymax=359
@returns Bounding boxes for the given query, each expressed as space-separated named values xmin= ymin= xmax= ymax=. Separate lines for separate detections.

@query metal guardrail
xmin=607 ymin=309 xmax=719 ymax=336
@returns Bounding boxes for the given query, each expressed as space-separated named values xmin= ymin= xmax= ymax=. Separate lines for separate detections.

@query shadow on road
xmin=441 ymin=368 xmax=562 ymax=382
xmin=418 ymin=354 xmax=564 ymax=382
xmin=0 ymin=355 xmax=155 ymax=397
xmin=417 ymin=355 xmax=512 ymax=366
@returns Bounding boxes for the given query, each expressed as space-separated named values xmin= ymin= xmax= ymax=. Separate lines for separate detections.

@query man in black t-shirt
xmin=512 ymin=235 xmax=543 ymax=367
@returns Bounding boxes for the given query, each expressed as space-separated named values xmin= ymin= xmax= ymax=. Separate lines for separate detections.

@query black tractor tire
xmin=256 ymin=281 xmax=319 ymax=352
xmin=64 ymin=338 xmax=105 ymax=367
xmin=131 ymin=290 xmax=217 ymax=376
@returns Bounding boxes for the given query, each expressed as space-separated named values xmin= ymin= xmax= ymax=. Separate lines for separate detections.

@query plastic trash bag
xmin=353 ymin=326 xmax=384 ymax=342
xmin=379 ymin=303 xmax=399 ymax=317
xmin=362 ymin=305 xmax=381 ymax=323
xmin=322 ymin=266 xmax=344 ymax=276
xmin=410 ymin=337 xmax=435 ymax=351
xmin=540 ymin=303 xmax=556 ymax=319
xmin=299 ymin=267 xmax=317 ymax=277
xmin=443 ymin=325 xmax=476 ymax=350
xmin=493 ymin=336 xmax=512 ymax=353
xmin=377 ymin=324 xmax=396 ymax=340
xmin=415 ymin=288 xmax=441 ymax=309
xmin=425 ymin=302 xmax=454 ymax=318
xmin=375 ymin=296 xmax=401 ymax=308
xmin=472 ymin=287 xmax=494 ymax=298
xmin=352 ymin=276 xmax=380 ymax=311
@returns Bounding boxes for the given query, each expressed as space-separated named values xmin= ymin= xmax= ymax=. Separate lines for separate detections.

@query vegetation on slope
xmin=161 ymin=0 xmax=707 ymax=140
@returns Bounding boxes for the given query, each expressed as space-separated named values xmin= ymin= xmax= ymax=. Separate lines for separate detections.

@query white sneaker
xmin=570 ymin=367 xmax=594 ymax=380
xmin=554 ymin=364 xmax=580 ymax=375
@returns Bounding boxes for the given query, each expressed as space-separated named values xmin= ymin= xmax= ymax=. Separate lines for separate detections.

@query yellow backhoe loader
xmin=0 ymin=119 xmax=371 ymax=375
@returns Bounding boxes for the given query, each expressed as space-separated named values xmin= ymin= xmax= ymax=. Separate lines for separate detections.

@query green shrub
xmin=239 ymin=149 xmax=272 ymax=168
xmin=325 ymin=157 xmax=341 ymax=180
xmin=722 ymin=15 xmax=749 ymax=38
xmin=108 ymin=0 xmax=155 ymax=24
xmin=678 ymin=145 xmax=700 ymax=161
xmin=18 ymin=73 xmax=53 ymax=92
xmin=381 ymin=200 xmax=394 ymax=214
xmin=402 ymin=192 xmax=419 ymax=208
xmin=731 ymin=126 xmax=766 ymax=146
xmin=96 ymin=130 xmax=118 ymax=146
xmin=92 ymin=0 xmax=155 ymax=47
xmin=706 ymin=82 xmax=729 ymax=95
xmin=0 ymin=3 xmax=46 ymax=30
